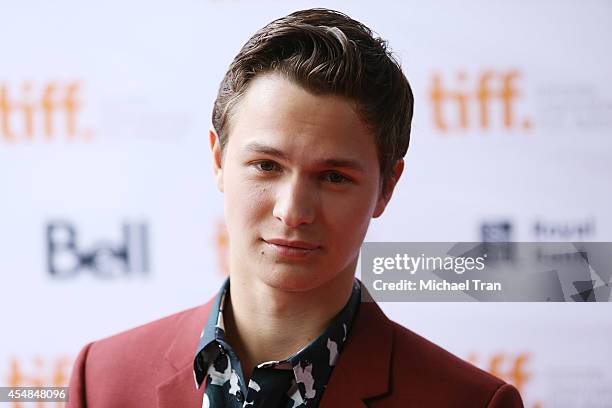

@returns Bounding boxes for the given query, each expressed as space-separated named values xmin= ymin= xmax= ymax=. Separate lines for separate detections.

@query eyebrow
xmin=244 ymin=142 xmax=366 ymax=172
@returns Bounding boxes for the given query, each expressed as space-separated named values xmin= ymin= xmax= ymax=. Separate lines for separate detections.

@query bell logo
xmin=430 ymin=70 xmax=532 ymax=132
xmin=46 ymin=221 xmax=150 ymax=278
xmin=0 ymin=81 xmax=93 ymax=142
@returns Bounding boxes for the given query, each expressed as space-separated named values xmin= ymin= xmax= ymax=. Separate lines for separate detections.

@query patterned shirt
xmin=193 ymin=278 xmax=361 ymax=408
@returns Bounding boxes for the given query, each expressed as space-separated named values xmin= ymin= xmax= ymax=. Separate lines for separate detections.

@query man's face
xmin=211 ymin=73 xmax=400 ymax=292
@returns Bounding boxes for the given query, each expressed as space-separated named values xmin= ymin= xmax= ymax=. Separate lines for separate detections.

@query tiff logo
xmin=0 ymin=82 xmax=92 ymax=142
xmin=467 ymin=352 xmax=541 ymax=408
xmin=46 ymin=221 xmax=150 ymax=278
xmin=430 ymin=70 xmax=532 ymax=132
xmin=6 ymin=356 xmax=71 ymax=408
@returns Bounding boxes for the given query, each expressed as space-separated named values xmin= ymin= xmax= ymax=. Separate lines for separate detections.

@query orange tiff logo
xmin=0 ymin=82 xmax=92 ymax=142
xmin=468 ymin=352 xmax=542 ymax=408
xmin=215 ymin=219 xmax=229 ymax=276
xmin=5 ymin=356 xmax=71 ymax=407
xmin=430 ymin=70 xmax=532 ymax=132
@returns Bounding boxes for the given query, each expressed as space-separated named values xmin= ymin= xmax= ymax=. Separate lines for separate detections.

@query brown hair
xmin=212 ymin=8 xmax=413 ymax=194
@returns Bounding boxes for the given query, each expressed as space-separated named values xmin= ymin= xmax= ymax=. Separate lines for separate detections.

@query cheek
xmin=224 ymin=174 xmax=273 ymax=228
xmin=334 ymin=208 xmax=371 ymax=243
xmin=323 ymin=189 xmax=377 ymax=241
xmin=328 ymin=183 xmax=378 ymax=215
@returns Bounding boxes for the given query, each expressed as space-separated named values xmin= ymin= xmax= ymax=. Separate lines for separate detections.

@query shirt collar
xmin=193 ymin=278 xmax=229 ymax=387
xmin=193 ymin=278 xmax=361 ymax=403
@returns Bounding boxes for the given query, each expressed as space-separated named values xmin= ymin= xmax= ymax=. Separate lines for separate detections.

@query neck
xmin=223 ymin=262 xmax=356 ymax=382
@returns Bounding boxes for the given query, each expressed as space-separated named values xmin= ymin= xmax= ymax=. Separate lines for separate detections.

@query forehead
xmin=227 ymin=73 xmax=377 ymax=159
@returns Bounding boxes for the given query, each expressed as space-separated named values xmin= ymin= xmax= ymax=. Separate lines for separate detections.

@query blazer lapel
xmin=157 ymin=300 xmax=214 ymax=408
xmin=157 ymin=364 xmax=205 ymax=408
xmin=154 ymin=289 xmax=394 ymax=408
xmin=320 ymin=300 xmax=394 ymax=408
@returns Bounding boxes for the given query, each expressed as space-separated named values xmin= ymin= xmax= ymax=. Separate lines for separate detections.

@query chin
xmin=257 ymin=266 xmax=334 ymax=293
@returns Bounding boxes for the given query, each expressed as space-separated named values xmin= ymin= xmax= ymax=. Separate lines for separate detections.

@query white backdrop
xmin=1 ymin=1 xmax=611 ymax=407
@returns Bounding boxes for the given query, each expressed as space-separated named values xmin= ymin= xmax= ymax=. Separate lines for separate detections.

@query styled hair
xmin=212 ymin=8 xmax=413 ymax=194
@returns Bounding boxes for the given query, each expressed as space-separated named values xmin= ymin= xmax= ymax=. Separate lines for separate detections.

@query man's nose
xmin=272 ymin=176 xmax=317 ymax=227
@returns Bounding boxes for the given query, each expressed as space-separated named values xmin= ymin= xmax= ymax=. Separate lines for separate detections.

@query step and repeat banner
xmin=1 ymin=0 xmax=611 ymax=406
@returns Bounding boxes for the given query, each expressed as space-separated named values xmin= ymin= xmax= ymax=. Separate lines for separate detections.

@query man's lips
xmin=262 ymin=239 xmax=320 ymax=259
xmin=263 ymin=238 xmax=320 ymax=250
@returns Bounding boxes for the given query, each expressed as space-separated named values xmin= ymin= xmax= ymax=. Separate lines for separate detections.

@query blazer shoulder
xmin=68 ymin=303 xmax=213 ymax=407
xmin=91 ymin=303 xmax=208 ymax=360
xmin=391 ymin=321 xmax=504 ymax=385
xmin=487 ymin=383 xmax=524 ymax=408
xmin=386 ymin=321 xmax=523 ymax=407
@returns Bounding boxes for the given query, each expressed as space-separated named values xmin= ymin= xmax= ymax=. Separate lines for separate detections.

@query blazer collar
xmin=155 ymin=289 xmax=394 ymax=408
xmin=320 ymin=298 xmax=394 ymax=408
xmin=157 ymin=300 xmax=214 ymax=408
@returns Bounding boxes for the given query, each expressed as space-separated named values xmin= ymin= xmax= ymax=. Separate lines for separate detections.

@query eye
xmin=323 ymin=172 xmax=351 ymax=184
xmin=254 ymin=160 xmax=280 ymax=172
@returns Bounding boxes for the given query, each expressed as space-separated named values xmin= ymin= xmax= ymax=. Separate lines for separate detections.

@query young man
xmin=68 ymin=9 xmax=523 ymax=408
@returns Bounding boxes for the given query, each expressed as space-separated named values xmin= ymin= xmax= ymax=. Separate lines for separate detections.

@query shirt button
xmin=235 ymin=390 xmax=244 ymax=403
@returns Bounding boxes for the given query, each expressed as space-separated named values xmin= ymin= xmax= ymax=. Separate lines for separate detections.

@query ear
xmin=209 ymin=127 xmax=224 ymax=192
xmin=373 ymin=159 xmax=404 ymax=218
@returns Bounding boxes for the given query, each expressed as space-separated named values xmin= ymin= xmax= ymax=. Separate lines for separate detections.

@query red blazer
xmin=68 ymin=299 xmax=523 ymax=407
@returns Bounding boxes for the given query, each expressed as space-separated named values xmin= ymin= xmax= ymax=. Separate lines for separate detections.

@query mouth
xmin=262 ymin=238 xmax=320 ymax=259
